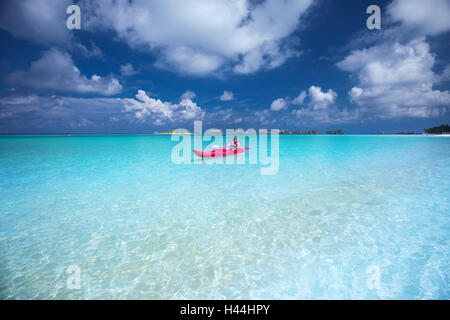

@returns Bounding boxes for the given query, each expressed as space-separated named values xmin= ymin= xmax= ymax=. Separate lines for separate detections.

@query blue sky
xmin=0 ymin=0 xmax=449 ymax=134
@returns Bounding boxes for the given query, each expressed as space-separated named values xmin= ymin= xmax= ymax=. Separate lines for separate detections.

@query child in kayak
xmin=226 ymin=136 xmax=240 ymax=150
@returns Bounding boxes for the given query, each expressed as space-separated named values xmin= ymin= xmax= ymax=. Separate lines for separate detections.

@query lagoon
xmin=0 ymin=134 xmax=448 ymax=299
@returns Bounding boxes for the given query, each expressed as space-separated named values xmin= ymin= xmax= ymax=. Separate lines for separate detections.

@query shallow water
xmin=0 ymin=134 xmax=448 ymax=299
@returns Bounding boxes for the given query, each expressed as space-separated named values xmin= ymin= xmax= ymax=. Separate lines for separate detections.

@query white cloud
xmin=6 ymin=49 xmax=122 ymax=95
xmin=0 ymin=93 xmax=230 ymax=133
xmin=0 ymin=91 xmax=205 ymax=131
xmin=292 ymin=107 xmax=359 ymax=124
xmin=337 ymin=38 xmax=450 ymax=118
xmin=308 ymin=86 xmax=337 ymax=109
xmin=74 ymin=42 xmax=103 ymax=58
xmin=0 ymin=95 xmax=39 ymax=105
xmin=439 ymin=65 xmax=450 ymax=83
xmin=0 ymin=0 xmax=314 ymax=76
xmin=338 ymin=39 xmax=435 ymax=86
xmin=0 ymin=94 xmax=127 ymax=131
xmin=122 ymin=90 xmax=203 ymax=125
xmin=0 ymin=0 xmax=105 ymax=59
xmin=203 ymin=107 xmax=233 ymax=124
xmin=266 ymin=86 xmax=342 ymax=123
xmin=220 ymin=91 xmax=234 ymax=101
xmin=254 ymin=109 xmax=271 ymax=124
xmin=0 ymin=112 xmax=13 ymax=119
xmin=290 ymin=86 xmax=352 ymax=123
xmin=233 ymin=40 xmax=300 ymax=74
xmin=120 ymin=63 xmax=139 ymax=76
xmin=155 ymin=46 xmax=224 ymax=76
xmin=292 ymin=91 xmax=306 ymax=105
xmin=0 ymin=0 xmax=72 ymax=46
xmin=388 ymin=0 xmax=450 ymax=36
xmin=70 ymin=118 xmax=94 ymax=128
xmin=0 ymin=95 xmax=42 ymax=118
xmin=178 ymin=99 xmax=204 ymax=120
xmin=81 ymin=0 xmax=314 ymax=75
xmin=181 ymin=90 xmax=196 ymax=100
xmin=270 ymin=98 xmax=287 ymax=111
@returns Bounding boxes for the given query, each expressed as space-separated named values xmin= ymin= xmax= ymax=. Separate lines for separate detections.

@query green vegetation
xmin=424 ymin=124 xmax=450 ymax=134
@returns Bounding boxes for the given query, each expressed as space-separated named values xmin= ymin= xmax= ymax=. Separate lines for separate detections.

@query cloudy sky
xmin=0 ymin=0 xmax=449 ymax=133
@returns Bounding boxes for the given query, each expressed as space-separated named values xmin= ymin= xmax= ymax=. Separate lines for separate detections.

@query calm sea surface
xmin=0 ymin=134 xmax=448 ymax=299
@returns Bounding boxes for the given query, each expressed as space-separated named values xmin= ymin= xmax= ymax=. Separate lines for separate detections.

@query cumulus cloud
xmin=0 ymin=0 xmax=314 ymax=76
xmin=270 ymin=98 xmax=287 ymax=111
xmin=335 ymin=0 xmax=450 ymax=120
xmin=307 ymin=86 xmax=337 ymax=110
xmin=0 ymin=0 xmax=104 ymax=58
xmin=254 ymin=109 xmax=271 ymax=124
xmin=268 ymin=86 xmax=338 ymax=122
xmin=0 ymin=112 xmax=13 ymax=120
xmin=203 ymin=107 xmax=233 ymax=124
xmin=5 ymin=49 xmax=122 ymax=95
xmin=120 ymin=63 xmax=139 ymax=76
xmin=337 ymin=38 xmax=450 ymax=118
xmin=0 ymin=95 xmax=39 ymax=105
xmin=220 ymin=91 xmax=234 ymax=101
xmin=233 ymin=40 xmax=301 ymax=74
xmin=0 ymin=95 xmax=123 ymax=117
xmin=70 ymin=118 xmax=94 ymax=128
xmin=289 ymin=86 xmax=354 ymax=123
xmin=439 ymin=65 xmax=450 ymax=83
xmin=80 ymin=0 xmax=314 ymax=75
xmin=0 ymin=95 xmax=42 ymax=119
xmin=388 ymin=0 xmax=450 ymax=36
xmin=155 ymin=47 xmax=224 ymax=76
xmin=181 ymin=90 xmax=196 ymax=100
xmin=292 ymin=91 xmax=307 ymax=105
xmin=292 ymin=107 xmax=359 ymax=124
xmin=0 ymin=94 xmax=128 ymax=132
xmin=0 ymin=91 xmax=203 ymax=132
xmin=122 ymin=90 xmax=204 ymax=125
xmin=204 ymin=106 xmax=274 ymax=127
xmin=0 ymin=0 xmax=72 ymax=46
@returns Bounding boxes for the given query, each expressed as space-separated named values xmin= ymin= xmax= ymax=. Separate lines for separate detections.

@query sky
xmin=0 ymin=0 xmax=449 ymax=134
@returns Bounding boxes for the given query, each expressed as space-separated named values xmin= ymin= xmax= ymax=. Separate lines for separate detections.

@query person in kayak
xmin=226 ymin=136 xmax=240 ymax=150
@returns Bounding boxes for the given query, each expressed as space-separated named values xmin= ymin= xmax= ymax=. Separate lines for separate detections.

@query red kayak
xmin=194 ymin=148 xmax=246 ymax=158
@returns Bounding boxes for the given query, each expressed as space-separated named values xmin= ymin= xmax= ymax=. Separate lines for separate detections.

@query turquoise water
xmin=0 ymin=134 xmax=449 ymax=299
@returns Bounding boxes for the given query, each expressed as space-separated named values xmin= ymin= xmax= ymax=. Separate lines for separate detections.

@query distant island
xmin=172 ymin=129 xmax=348 ymax=135
xmin=377 ymin=131 xmax=416 ymax=134
xmin=424 ymin=124 xmax=450 ymax=135
xmin=153 ymin=127 xmax=450 ymax=135
xmin=280 ymin=130 xmax=345 ymax=135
